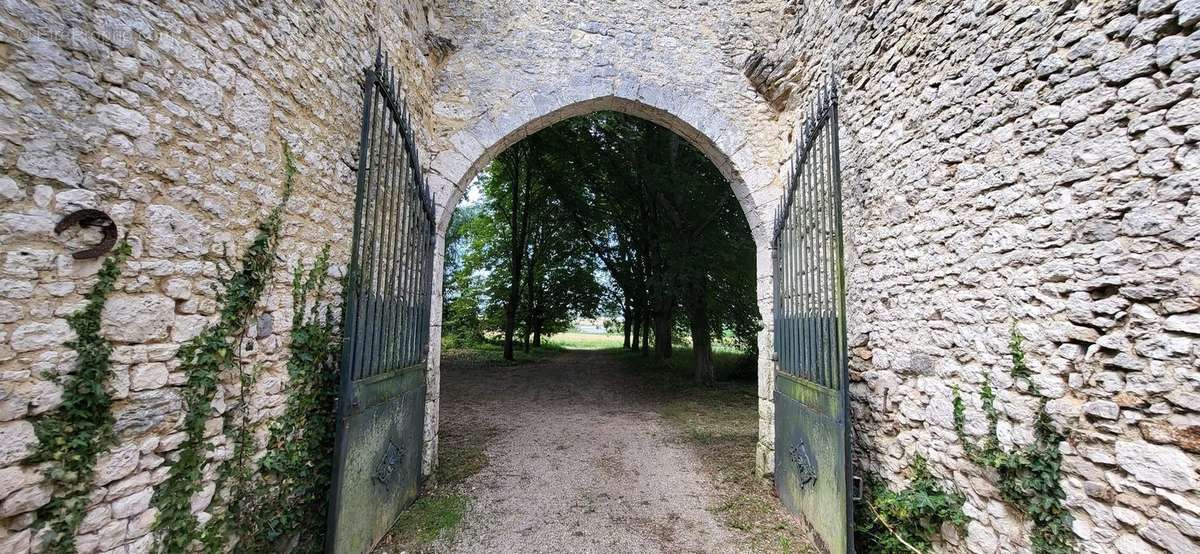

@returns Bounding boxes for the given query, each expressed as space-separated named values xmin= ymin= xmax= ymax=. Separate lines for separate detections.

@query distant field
xmin=543 ymin=332 xmax=625 ymax=350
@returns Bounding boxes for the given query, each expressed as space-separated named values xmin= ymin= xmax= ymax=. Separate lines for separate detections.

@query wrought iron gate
xmin=328 ymin=51 xmax=435 ymax=554
xmin=772 ymin=77 xmax=853 ymax=553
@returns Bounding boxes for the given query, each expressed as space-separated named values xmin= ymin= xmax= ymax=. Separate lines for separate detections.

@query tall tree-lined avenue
xmin=441 ymin=112 xmax=760 ymax=381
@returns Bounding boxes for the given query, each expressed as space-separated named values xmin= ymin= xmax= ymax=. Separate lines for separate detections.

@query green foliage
xmin=29 ymin=239 xmax=131 ymax=553
xmin=856 ymin=457 xmax=967 ymax=554
xmin=152 ymin=146 xmax=296 ymax=553
xmin=442 ymin=111 xmax=761 ymax=369
xmin=232 ymin=246 xmax=339 ymax=552
xmin=1008 ymin=326 xmax=1031 ymax=382
xmin=387 ymin=494 xmax=468 ymax=545
xmin=441 ymin=204 xmax=488 ymax=347
xmin=951 ymin=329 xmax=1074 ymax=554
xmin=535 ymin=113 xmax=761 ymax=352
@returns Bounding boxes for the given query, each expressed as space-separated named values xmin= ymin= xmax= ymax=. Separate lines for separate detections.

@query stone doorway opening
xmin=386 ymin=105 xmax=798 ymax=551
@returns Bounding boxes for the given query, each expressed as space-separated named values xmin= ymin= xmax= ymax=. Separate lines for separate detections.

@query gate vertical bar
xmin=330 ymin=50 xmax=434 ymax=554
xmin=772 ymin=74 xmax=853 ymax=553
xmin=831 ymin=81 xmax=854 ymax=546
xmin=378 ymin=84 xmax=401 ymax=372
xmin=329 ymin=48 xmax=378 ymax=552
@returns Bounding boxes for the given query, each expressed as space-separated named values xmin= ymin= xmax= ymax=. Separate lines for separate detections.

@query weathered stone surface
xmin=101 ymin=295 xmax=174 ymax=343
xmin=0 ymin=421 xmax=36 ymax=466
xmin=1164 ymin=314 xmax=1200 ymax=334
xmin=1178 ymin=0 xmax=1200 ymax=26
xmin=0 ymin=1 xmax=1196 ymax=551
xmin=0 ymin=483 xmax=51 ymax=518
xmin=0 ymin=177 xmax=22 ymax=202
xmin=16 ymin=142 xmax=81 ymax=186
xmin=180 ymin=77 xmax=223 ymax=115
xmin=8 ymin=320 xmax=72 ymax=352
xmin=110 ymin=488 xmax=152 ymax=519
xmin=95 ymin=104 xmax=150 ymax=137
xmin=112 ymin=389 xmax=182 ymax=437
xmin=1116 ymin=441 xmax=1199 ymax=491
xmin=0 ymin=466 xmax=41 ymax=501
xmin=1083 ymin=400 xmax=1120 ymax=420
xmin=129 ymin=363 xmax=168 ymax=392
xmin=94 ymin=444 xmax=140 ymax=486
xmin=170 ymin=315 xmax=208 ymax=343
xmin=1139 ymin=520 xmax=1198 ymax=553
xmin=145 ymin=206 xmax=207 ymax=258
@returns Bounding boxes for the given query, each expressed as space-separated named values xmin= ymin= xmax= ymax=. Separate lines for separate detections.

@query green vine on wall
xmin=856 ymin=456 xmax=967 ymax=554
xmin=197 ymin=353 xmax=258 ymax=553
xmin=152 ymin=146 xmax=296 ymax=553
xmin=28 ymin=239 xmax=131 ymax=553
xmin=234 ymin=246 xmax=339 ymax=552
xmin=197 ymin=246 xmax=339 ymax=553
xmin=952 ymin=327 xmax=1074 ymax=554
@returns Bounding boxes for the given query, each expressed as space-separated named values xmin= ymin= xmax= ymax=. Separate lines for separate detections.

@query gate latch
xmin=851 ymin=475 xmax=864 ymax=501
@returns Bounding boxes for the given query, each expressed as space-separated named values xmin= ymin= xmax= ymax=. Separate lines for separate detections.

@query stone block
xmin=0 ymin=420 xmax=36 ymax=465
xmin=101 ymin=294 xmax=174 ymax=343
xmin=110 ymin=488 xmax=152 ymax=519
xmin=1116 ymin=440 xmax=1198 ymax=491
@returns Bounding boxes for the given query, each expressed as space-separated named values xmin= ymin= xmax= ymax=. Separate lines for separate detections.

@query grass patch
xmin=374 ymin=424 xmax=498 ymax=553
xmin=440 ymin=340 xmax=563 ymax=366
xmin=543 ymin=331 xmax=625 ymax=350
xmin=621 ymin=350 xmax=815 ymax=553
xmin=435 ymin=425 xmax=498 ymax=486
xmin=381 ymin=495 xmax=468 ymax=550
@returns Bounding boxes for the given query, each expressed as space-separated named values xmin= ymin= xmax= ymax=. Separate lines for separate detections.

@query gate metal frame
xmin=771 ymin=74 xmax=854 ymax=553
xmin=327 ymin=48 xmax=436 ymax=553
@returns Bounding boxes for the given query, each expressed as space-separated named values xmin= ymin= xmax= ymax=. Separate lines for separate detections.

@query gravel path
xmin=440 ymin=350 xmax=749 ymax=553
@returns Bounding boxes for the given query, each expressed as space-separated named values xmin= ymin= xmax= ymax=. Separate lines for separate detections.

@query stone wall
xmin=3 ymin=0 xmax=1199 ymax=552
xmin=753 ymin=0 xmax=1200 ymax=552
xmin=0 ymin=1 xmax=440 ymax=551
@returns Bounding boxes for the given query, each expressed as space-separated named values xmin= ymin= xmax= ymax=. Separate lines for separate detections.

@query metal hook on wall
xmin=55 ymin=209 xmax=118 ymax=260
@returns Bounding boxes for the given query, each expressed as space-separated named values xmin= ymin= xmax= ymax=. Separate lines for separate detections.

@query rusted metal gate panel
xmin=328 ymin=50 xmax=436 ymax=554
xmin=771 ymin=76 xmax=853 ymax=554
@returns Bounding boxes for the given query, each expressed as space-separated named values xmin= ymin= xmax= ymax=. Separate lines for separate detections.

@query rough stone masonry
xmin=0 ymin=0 xmax=1197 ymax=553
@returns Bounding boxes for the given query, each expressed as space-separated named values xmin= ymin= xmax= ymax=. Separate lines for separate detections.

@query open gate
xmin=328 ymin=51 xmax=436 ymax=554
xmin=772 ymin=77 xmax=853 ymax=553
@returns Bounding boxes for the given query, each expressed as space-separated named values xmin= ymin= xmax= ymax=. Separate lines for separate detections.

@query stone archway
xmin=417 ymin=81 xmax=785 ymax=476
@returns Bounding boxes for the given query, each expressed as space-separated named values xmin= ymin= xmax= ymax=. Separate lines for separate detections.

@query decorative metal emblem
xmin=373 ymin=438 xmax=405 ymax=491
xmin=790 ymin=438 xmax=817 ymax=489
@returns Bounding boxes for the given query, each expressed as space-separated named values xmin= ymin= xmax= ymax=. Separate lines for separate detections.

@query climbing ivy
xmin=233 ymin=246 xmax=339 ymax=553
xmin=197 ymin=354 xmax=259 ymax=553
xmin=194 ymin=246 xmax=339 ymax=553
xmin=28 ymin=239 xmax=131 ymax=553
xmin=856 ymin=456 xmax=967 ymax=554
xmin=152 ymin=146 xmax=296 ymax=553
xmin=952 ymin=327 xmax=1074 ymax=554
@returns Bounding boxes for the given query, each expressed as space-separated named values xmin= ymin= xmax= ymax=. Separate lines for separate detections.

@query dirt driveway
xmin=438 ymin=349 xmax=752 ymax=553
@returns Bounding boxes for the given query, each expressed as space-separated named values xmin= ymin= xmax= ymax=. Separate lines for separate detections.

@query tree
xmin=442 ymin=111 xmax=760 ymax=381
xmin=531 ymin=112 xmax=760 ymax=379
xmin=442 ymin=204 xmax=488 ymax=347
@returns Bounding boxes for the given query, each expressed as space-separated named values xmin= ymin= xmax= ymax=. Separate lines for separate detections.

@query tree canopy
xmin=442 ymin=111 xmax=760 ymax=381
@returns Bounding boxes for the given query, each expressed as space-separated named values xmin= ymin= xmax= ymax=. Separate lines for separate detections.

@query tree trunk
xmin=689 ymin=296 xmax=714 ymax=384
xmin=503 ymin=146 xmax=534 ymax=361
xmin=524 ymin=220 xmax=540 ymax=354
xmin=533 ymin=320 xmax=543 ymax=347
xmin=631 ymin=308 xmax=641 ymax=350
xmin=640 ymin=305 xmax=651 ymax=357
xmin=622 ymin=300 xmax=632 ymax=349
xmin=653 ymin=302 xmax=673 ymax=360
